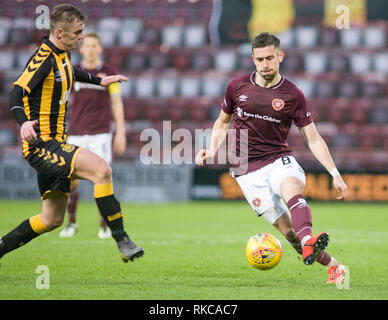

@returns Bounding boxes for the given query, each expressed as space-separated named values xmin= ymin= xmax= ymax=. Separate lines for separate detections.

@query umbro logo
xmin=306 ymin=112 xmax=311 ymax=117
xmin=239 ymin=95 xmax=248 ymax=102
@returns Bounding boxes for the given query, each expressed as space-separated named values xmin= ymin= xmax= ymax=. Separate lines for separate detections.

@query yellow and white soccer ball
xmin=246 ymin=233 xmax=282 ymax=270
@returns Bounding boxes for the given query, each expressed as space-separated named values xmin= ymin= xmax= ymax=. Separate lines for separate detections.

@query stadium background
xmin=0 ymin=0 xmax=387 ymax=203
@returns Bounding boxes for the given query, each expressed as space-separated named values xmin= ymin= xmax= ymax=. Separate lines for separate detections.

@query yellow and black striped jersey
xmin=13 ymin=37 xmax=73 ymax=156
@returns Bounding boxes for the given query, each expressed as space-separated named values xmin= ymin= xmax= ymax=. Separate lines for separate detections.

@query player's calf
xmin=0 ymin=214 xmax=50 ymax=258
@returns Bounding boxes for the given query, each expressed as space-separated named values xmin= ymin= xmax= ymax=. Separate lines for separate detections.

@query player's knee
xmin=41 ymin=215 xmax=64 ymax=230
xmin=93 ymin=159 xmax=112 ymax=184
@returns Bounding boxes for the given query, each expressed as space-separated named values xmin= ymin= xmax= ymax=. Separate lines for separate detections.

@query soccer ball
xmin=246 ymin=233 xmax=282 ymax=270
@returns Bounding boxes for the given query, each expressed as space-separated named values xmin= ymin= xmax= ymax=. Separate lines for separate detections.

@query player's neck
xmin=82 ymin=58 xmax=101 ymax=70
xmin=255 ymin=72 xmax=282 ymax=88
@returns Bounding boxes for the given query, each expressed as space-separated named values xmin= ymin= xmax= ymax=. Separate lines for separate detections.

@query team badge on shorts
xmin=61 ymin=143 xmax=76 ymax=153
xmin=252 ymin=198 xmax=261 ymax=208
xmin=272 ymin=98 xmax=285 ymax=111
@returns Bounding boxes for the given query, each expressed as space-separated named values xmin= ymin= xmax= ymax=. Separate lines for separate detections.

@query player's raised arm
xmin=298 ymin=122 xmax=348 ymax=200
xmin=73 ymin=66 xmax=128 ymax=87
xmin=195 ymin=110 xmax=232 ymax=166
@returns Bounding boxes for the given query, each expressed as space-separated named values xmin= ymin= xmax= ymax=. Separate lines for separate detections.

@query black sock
xmin=94 ymin=190 xmax=126 ymax=242
xmin=0 ymin=219 xmax=39 ymax=257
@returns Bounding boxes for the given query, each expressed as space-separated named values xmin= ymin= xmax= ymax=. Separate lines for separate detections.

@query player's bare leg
xmin=0 ymin=190 xmax=67 ymax=261
xmin=272 ymin=212 xmax=302 ymax=254
xmin=59 ymin=179 xmax=79 ymax=237
xmin=71 ymin=148 xmax=144 ymax=262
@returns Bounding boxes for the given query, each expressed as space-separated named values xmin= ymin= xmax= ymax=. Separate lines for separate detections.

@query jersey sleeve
xmin=13 ymin=50 xmax=52 ymax=94
xmin=292 ymin=91 xmax=314 ymax=127
xmin=221 ymin=80 xmax=236 ymax=115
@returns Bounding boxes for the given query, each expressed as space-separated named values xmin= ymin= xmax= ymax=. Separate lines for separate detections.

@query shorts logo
xmin=252 ymin=198 xmax=261 ymax=207
xmin=272 ymin=98 xmax=285 ymax=111
xmin=61 ymin=143 xmax=75 ymax=153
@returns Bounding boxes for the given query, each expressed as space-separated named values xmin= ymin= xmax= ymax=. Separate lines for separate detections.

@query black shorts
xmin=25 ymin=139 xmax=82 ymax=199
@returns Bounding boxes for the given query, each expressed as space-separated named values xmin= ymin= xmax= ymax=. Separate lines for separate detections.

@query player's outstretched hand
xmin=20 ymin=120 xmax=38 ymax=142
xmin=100 ymin=75 xmax=128 ymax=87
xmin=333 ymin=175 xmax=348 ymax=201
xmin=195 ymin=149 xmax=215 ymax=166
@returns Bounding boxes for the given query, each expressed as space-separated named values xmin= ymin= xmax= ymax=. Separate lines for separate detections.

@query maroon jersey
xmin=68 ymin=62 xmax=118 ymax=135
xmin=222 ymin=72 xmax=313 ymax=176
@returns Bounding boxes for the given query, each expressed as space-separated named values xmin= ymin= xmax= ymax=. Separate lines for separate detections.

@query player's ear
xmin=278 ymin=50 xmax=285 ymax=63
xmin=55 ymin=27 xmax=63 ymax=40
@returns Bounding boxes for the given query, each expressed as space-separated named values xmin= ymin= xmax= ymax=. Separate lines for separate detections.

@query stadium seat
xmin=148 ymin=52 xmax=171 ymax=70
xmin=276 ymin=29 xmax=294 ymax=49
xmin=184 ymin=24 xmax=207 ymax=48
xmin=0 ymin=18 xmax=12 ymax=45
xmin=179 ymin=76 xmax=201 ymax=98
xmin=0 ymin=123 xmax=16 ymax=146
xmin=291 ymin=78 xmax=315 ymax=99
xmin=357 ymin=125 xmax=380 ymax=149
xmin=202 ymin=72 xmax=226 ymax=98
xmin=16 ymin=50 xmax=33 ymax=69
xmin=167 ymin=97 xmax=189 ymax=122
xmin=294 ymin=26 xmax=318 ymax=49
xmin=187 ymin=98 xmax=209 ymax=123
xmin=119 ymin=76 xmax=133 ymax=98
xmin=328 ymin=53 xmax=348 ymax=73
xmin=282 ymin=51 xmax=303 ymax=74
xmin=155 ymin=75 xmax=178 ymax=98
xmin=315 ymin=80 xmax=336 ymax=98
xmin=320 ymin=27 xmax=338 ymax=47
xmin=124 ymin=98 xmax=144 ymax=122
xmin=304 ymin=52 xmax=328 ymax=74
xmin=363 ymin=26 xmax=386 ymax=49
xmin=0 ymin=51 xmax=15 ymax=71
xmin=373 ymin=52 xmax=388 ymax=75
xmin=360 ymin=81 xmax=382 ymax=98
xmin=338 ymin=80 xmax=359 ymax=98
xmin=369 ymin=106 xmax=388 ymax=125
xmin=126 ymin=51 xmax=148 ymax=71
xmin=143 ymin=27 xmax=161 ymax=46
xmin=161 ymin=25 xmax=184 ymax=47
xmin=214 ymin=50 xmax=237 ymax=73
xmin=9 ymin=18 xmax=34 ymax=45
xmin=134 ymin=74 xmax=155 ymax=98
xmin=192 ymin=50 xmax=214 ymax=70
xmin=349 ymin=53 xmax=371 ymax=74
xmin=171 ymin=49 xmax=192 ymax=71
xmin=339 ymin=28 xmax=362 ymax=48
xmin=144 ymin=99 xmax=165 ymax=122
xmin=118 ymin=18 xmax=143 ymax=47
xmin=97 ymin=30 xmax=117 ymax=47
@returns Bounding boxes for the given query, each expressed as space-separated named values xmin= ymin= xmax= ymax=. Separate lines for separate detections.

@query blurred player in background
xmin=59 ymin=33 xmax=126 ymax=239
xmin=196 ymin=32 xmax=348 ymax=283
xmin=0 ymin=3 xmax=143 ymax=265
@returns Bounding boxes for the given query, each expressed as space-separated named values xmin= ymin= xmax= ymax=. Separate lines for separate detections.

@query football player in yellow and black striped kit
xmin=0 ymin=3 xmax=144 ymax=264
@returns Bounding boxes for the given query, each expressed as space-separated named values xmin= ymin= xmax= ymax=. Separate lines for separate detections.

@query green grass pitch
xmin=0 ymin=200 xmax=387 ymax=300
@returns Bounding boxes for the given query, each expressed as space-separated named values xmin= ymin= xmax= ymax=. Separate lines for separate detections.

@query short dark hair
xmin=252 ymin=32 xmax=280 ymax=52
xmin=50 ymin=3 xmax=86 ymax=33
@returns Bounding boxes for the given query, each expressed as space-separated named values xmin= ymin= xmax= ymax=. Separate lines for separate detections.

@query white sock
xmin=325 ymin=257 xmax=340 ymax=268
xmin=301 ymin=235 xmax=311 ymax=248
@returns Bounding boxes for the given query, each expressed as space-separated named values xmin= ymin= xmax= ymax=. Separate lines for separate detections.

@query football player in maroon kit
xmin=196 ymin=33 xmax=348 ymax=283
xmin=59 ymin=33 xmax=126 ymax=239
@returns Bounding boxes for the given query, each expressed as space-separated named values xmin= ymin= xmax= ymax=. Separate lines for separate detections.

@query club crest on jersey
xmin=272 ymin=98 xmax=285 ymax=111
xmin=239 ymin=95 xmax=248 ymax=102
